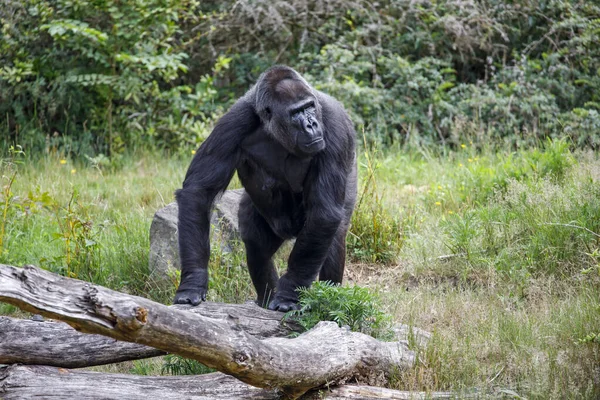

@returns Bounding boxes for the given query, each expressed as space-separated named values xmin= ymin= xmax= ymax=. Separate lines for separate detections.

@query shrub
xmin=288 ymin=281 xmax=393 ymax=340
xmin=2 ymin=0 xmax=600 ymax=152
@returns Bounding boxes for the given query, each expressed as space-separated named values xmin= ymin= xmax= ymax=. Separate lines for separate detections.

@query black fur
xmin=174 ymin=66 xmax=357 ymax=311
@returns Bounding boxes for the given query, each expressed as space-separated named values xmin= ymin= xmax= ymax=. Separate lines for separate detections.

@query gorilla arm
xmin=268 ymin=152 xmax=350 ymax=311
xmin=267 ymin=93 xmax=356 ymax=311
xmin=175 ymin=100 xmax=260 ymax=305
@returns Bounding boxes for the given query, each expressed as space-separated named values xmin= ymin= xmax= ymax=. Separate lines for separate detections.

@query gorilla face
xmin=289 ymin=99 xmax=325 ymax=155
xmin=257 ymin=72 xmax=326 ymax=157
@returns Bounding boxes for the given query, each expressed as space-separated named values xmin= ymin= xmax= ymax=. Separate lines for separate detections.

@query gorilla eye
xmin=305 ymin=106 xmax=316 ymax=116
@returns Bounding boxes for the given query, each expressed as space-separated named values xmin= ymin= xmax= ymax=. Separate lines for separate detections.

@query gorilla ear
xmin=263 ymin=107 xmax=272 ymax=121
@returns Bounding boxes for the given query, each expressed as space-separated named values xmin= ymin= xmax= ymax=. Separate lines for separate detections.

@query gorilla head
xmin=255 ymin=67 xmax=325 ymax=156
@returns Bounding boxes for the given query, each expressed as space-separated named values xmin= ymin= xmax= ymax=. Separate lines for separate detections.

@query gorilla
xmin=174 ymin=66 xmax=357 ymax=312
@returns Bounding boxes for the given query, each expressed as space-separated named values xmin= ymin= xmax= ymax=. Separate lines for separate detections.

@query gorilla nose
xmin=305 ymin=118 xmax=319 ymax=130
xmin=305 ymin=122 xmax=320 ymax=136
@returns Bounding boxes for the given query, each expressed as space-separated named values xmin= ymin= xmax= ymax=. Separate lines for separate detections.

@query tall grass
xmin=370 ymin=140 xmax=600 ymax=399
xmin=0 ymin=151 xmax=187 ymax=302
xmin=348 ymin=140 xmax=408 ymax=264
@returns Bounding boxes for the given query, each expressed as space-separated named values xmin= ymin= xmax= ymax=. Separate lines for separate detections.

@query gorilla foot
xmin=173 ymin=288 xmax=207 ymax=306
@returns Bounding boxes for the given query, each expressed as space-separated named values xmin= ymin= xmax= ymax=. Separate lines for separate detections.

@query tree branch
xmin=0 ymin=365 xmax=454 ymax=400
xmin=0 ymin=301 xmax=300 ymax=368
xmin=0 ymin=264 xmax=414 ymax=398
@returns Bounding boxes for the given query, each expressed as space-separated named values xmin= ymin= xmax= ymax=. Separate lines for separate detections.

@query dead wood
xmin=0 ymin=264 xmax=414 ymax=398
xmin=0 ymin=365 xmax=455 ymax=400
xmin=0 ymin=301 xmax=300 ymax=368
xmin=0 ymin=365 xmax=277 ymax=400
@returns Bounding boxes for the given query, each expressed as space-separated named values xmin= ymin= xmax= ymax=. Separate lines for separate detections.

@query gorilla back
xmin=174 ymin=66 xmax=357 ymax=311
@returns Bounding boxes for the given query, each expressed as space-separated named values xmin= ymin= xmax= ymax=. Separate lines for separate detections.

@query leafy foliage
xmin=288 ymin=281 xmax=393 ymax=340
xmin=2 ymin=0 xmax=600 ymax=154
xmin=0 ymin=0 xmax=221 ymax=155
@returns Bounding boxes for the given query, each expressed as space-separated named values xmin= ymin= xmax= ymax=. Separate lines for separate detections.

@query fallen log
xmin=0 ymin=302 xmax=301 ymax=368
xmin=0 ymin=315 xmax=428 ymax=369
xmin=0 ymin=305 xmax=428 ymax=369
xmin=0 ymin=365 xmax=277 ymax=400
xmin=0 ymin=365 xmax=455 ymax=400
xmin=0 ymin=264 xmax=414 ymax=398
xmin=0 ymin=316 xmax=162 ymax=367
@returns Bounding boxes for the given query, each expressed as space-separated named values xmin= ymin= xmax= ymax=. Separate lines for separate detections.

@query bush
xmin=2 ymin=0 xmax=599 ymax=153
xmin=288 ymin=281 xmax=393 ymax=340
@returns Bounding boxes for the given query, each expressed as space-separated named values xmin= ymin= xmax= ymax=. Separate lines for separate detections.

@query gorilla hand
xmin=267 ymin=275 xmax=302 ymax=312
xmin=268 ymin=296 xmax=301 ymax=312
xmin=173 ymin=268 xmax=208 ymax=306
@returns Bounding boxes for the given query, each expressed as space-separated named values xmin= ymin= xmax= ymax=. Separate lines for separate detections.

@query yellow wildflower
xmin=60 ymin=159 xmax=67 ymax=165
xmin=459 ymin=163 xmax=464 ymax=167
xmin=461 ymin=144 xmax=466 ymax=149
xmin=435 ymin=201 xmax=442 ymax=206
xmin=468 ymin=158 xmax=473 ymax=162
xmin=71 ymin=169 xmax=76 ymax=174
xmin=191 ymin=150 xmax=196 ymax=155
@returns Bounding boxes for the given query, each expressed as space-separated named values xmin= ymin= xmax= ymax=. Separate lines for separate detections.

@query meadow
xmin=1 ymin=139 xmax=598 ymax=399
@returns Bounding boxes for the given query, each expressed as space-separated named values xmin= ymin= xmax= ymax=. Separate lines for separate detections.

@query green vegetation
xmin=2 ymin=0 xmax=600 ymax=154
xmin=2 ymin=0 xmax=600 ymax=398
xmin=161 ymin=354 xmax=216 ymax=376
xmin=288 ymin=281 xmax=393 ymax=340
xmin=0 ymin=151 xmax=186 ymax=303
xmin=2 ymin=142 xmax=598 ymax=398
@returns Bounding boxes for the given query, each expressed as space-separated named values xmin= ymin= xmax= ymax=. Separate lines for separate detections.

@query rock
xmin=148 ymin=203 xmax=179 ymax=279
xmin=149 ymin=189 xmax=244 ymax=280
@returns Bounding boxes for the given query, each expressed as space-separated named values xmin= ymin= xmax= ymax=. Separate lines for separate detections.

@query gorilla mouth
xmin=305 ymin=138 xmax=323 ymax=146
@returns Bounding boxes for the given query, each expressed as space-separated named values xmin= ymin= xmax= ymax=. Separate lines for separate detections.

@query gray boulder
xmin=149 ymin=189 xmax=244 ymax=280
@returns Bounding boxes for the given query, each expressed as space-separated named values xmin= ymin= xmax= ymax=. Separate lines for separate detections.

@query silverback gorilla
xmin=174 ymin=66 xmax=357 ymax=312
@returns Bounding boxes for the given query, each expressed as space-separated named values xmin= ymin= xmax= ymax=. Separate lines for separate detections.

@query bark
xmin=0 ymin=314 xmax=428 ymax=369
xmin=0 ymin=316 xmax=162 ymax=367
xmin=0 ymin=264 xmax=414 ymax=398
xmin=0 ymin=365 xmax=277 ymax=400
xmin=0 ymin=365 xmax=454 ymax=400
xmin=0 ymin=301 xmax=301 ymax=368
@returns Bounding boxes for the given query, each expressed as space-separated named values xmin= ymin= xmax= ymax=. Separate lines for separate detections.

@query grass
xmin=1 ymin=140 xmax=599 ymax=398
xmin=0 ymin=151 xmax=185 ymax=303
xmin=353 ymin=141 xmax=600 ymax=399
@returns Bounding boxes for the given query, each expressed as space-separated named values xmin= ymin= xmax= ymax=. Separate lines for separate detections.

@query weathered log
xmin=0 ymin=264 xmax=414 ymax=398
xmin=0 ymin=365 xmax=455 ymax=400
xmin=0 ymin=365 xmax=277 ymax=400
xmin=0 ymin=302 xmax=300 ymax=368
xmin=0 ymin=302 xmax=427 ymax=369
xmin=0 ymin=316 xmax=162 ymax=367
xmin=327 ymin=385 xmax=454 ymax=399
